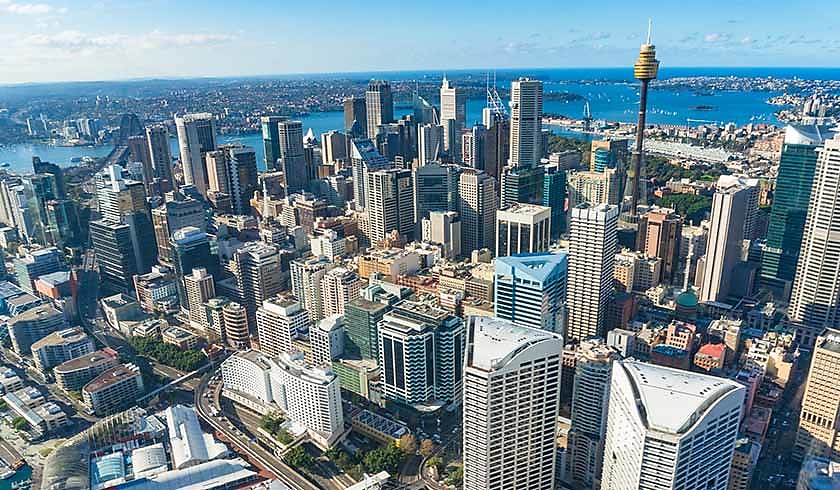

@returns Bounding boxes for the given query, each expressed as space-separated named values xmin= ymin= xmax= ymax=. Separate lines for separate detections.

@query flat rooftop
xmin=54 ymin=350 xmax=116 ymax=373
xmin=83 ymin=365 xmax=139 ymax=393
xmin=468 ymin=316 xmax=559 ymax=371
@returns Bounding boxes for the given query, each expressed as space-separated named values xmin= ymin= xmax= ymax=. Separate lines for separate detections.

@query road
xmin=194 ymin=372 xmax=319 ymax=490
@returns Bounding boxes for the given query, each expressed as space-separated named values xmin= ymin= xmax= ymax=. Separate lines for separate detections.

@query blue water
xmin=1 ymin=67 xmax=837 ymax=173
xmin=0 ymin=465 xmax=32 ymax=490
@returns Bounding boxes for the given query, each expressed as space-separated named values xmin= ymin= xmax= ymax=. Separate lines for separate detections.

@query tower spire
xmin=647 ymin=18 xmax=652 ymax=44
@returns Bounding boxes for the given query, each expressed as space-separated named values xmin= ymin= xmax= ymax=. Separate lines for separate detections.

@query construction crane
xmin=486 ymin=71 xmax=508 ymax=122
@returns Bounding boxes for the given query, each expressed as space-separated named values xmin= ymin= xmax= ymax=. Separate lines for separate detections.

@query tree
xmin=363 ymin=442 xmax=405 ymax=474
xmin=427 ymin=456 xmax=444 ymax=471
xmin=11 ymin=416 xmax=28 ymax=431
xmin=398 ymin=433 xmax=418 ymax=454
xmin=656 ymin=193 xmax=712 ymax=225
xmin=283 ymin=446 xmax=315 ymax=471
xmin=446 ymin=466 xmax=464 ymax=487
xmin=419 ymin=439 xmax=435 ymax=457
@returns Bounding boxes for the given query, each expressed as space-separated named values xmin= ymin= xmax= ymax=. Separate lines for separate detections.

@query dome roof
xmin=676 ymin=290 xmax=698 ymax=308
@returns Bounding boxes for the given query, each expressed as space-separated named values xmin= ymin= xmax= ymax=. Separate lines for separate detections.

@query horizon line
xmin=2 ymin=65 xmax=840 ymax=88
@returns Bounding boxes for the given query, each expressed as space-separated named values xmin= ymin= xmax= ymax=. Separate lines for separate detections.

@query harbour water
xmin=1 ymin=67 xmax=838 ymax=173
xmin=0 ymin=465 xmax=31 ymax=490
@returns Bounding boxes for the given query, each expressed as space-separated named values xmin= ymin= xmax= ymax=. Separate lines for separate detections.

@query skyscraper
xmin=145 ymin=125 xmax=174 ymax=191
xmin=566 ymin=340 xmax=620 ymax=489
xmin=89 ymin=220 xmax=138 ymax=294
xmin=151 ymin=190 xmax=206 ymax=264
xmin=508 ymin=78 xmax=543 ymax=169
xmin=175 ymin=113 xmax=217 ymax=196
xmin=413 ymin=162 xmax=459 ymax=230
xmin=183 ymin=268 xmax=215 ymax=327
xmin=699 ymin=175 xmax=758 ymax=303
xmin=462 ymin=316 xmax=562 ymax=490
xmin=170 ymin=226 xmax=219 ymax=307
xmin=261 ymin=115 xmax=285 ymax=170
xmin=637 ymin=209 xmax=683 ymax=284
xmin=321 ymin=130 xmax=348 ymax=166
xmin=566 ymin=203 xmax=618 ymax=342
xmin=350 ymin=138 xmax=390 ymax=210
xmin=601 ymin=360 xmax=744 ymax=490
xmin=277 ymin=120 xmax=308 ymax=194
xmin=543 ymin=165 xmax=567 ymax=238
xmin=256 ymin=295 xmax=311 ymax=358
xmin=761 ymin=125 xmax=835 ymax=297
xmin=495 ymin=203 xmax=552 ymax=257
xmin=458 ymin=169 xmax=497 ymax=256
xmin=494 ymin=252 xmax=567 ymax=333
xmin=378 ymin=300 xmax=464 ymax=406
xmin=344 ymin=281 xmax=413 ymax=360
xmin=462 ymin=124 xmax=487 ymax=169
xmin=627 ymin=25 xmax=660 ymax=217
xmin=230 ymin=242 xmax=283 ymax=327
xmin=321 ymin=267 xmax=362 ymax=318
xmin=290 ymin=256 xmax=333 ymax=322
xmin=440 ymin=76 xmax=466 ymax=161
xmin=366 ymin=168 xmax=415 ymax=244
xmin=795 ymin=328 xmax=840 ymax=460
xmin=365 ymin=80 xmax=394 ymax=139
xmin=343 ymin=96 xmax=367 ymax=135
xmin=208 ymin=144 xmax=258 ymax=215
xmin=417 ymin=123 xmax=443 ymax=165
xmin=500 ymin=165 xmax=545 ymax=207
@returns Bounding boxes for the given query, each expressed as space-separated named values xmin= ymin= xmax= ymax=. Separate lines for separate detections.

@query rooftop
xmin=31 ymin=327 xmax=89 ymax=350
xmin=83 ymin=364 xmax=140 ymax=394
xmin=468 ymin=316 xmax=560 ymax=371
xmin=495 ymin=252 xmax=568 ymax=284
xmin=619 ymin=360 xmax=742 ymax=434
xmin=54 ymin=349 xmax=117 ymax=373
xmin=166 ymin=404 xmax=228 ymax=469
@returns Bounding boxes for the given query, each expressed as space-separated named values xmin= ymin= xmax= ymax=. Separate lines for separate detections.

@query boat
xmin=0 ymin=467 xmax=15 ymax=479
xmin=11 ymin=460 xmax=25 ymax=470
xmin=0 ymin=163 xmax=8 ymax=168
xmin=11 ymin=479 xmax=31 ymax=489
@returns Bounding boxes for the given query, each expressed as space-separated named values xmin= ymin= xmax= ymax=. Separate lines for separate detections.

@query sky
xmin=0 ymin=0 xmax=837 ymax=84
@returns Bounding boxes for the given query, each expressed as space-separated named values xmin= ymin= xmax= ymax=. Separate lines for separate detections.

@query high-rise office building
xmin=256 ymin=295 xmax=311 ymax=358
xmin=170 ymin=226 xmax=219 ymax=308
xmin=183 ymin=268 xmax=215 ymax=327
xmin=206 ymin=144 xmax=258 ymax=215
xmin=566 ymin=203 xmax=619 ymax=342
xmin=423 ymin=210 xmax=462 ymax=258
xmin=175 ymin=113 xmax=216 ymax=195
xmin=378 ymin=300 xmax=464 ymax=406
xmin=321 ymin=130 xmax=348 ymax=166
xmin=494 ymin=252 xmax=567 ymax=333
xmin=637 ymin=209 xmax=683 ymax=284
xmin=417 ymin=123 xmax=443 ymax=165
xmin=230 ymin=242 xmax=283 ymax=327
xmin=222 ymin=301 xmax=250 ymax=350
xmin=699 ymin=175 xmax=758 ymax=303
xmin=90 ymin=220 xmax=140 ymax=294
xmin=151 ymin=190 xmax=205 ymax=264
xmin=32 ymin=157 xmax=65 ymax=199
xmin=458 ymin=169 xmax=497 ymax=256
xmin=344 ymin=281 xmax=413 ymax=360
xmin=508 ymin=78 xmax=543 ymax=169
xmin=366 ymin=168 xmax=415 ymax=244
xmin=127 ymin=135 xmax=153 ymax=188
xmin=495 ymin=203 xmax=552 ymax=257
xmin=343 ymin=96 xmax=367 ymax=135
xmin=145 ymin=125 xmax=173 ymax=191
xmin=790 ymin=135 xmax=840 ymax=348
xmin=261 ymin=116 xmax=285 ymax=170
xmin=762 ymin=125 xmax=836 ymax=297
xmin=7 ymin=304 xmax=68 ymax=357
xmin=414 ymin=162 xmax=459 ymax=232
xmin=462 ymin=316 xmax=563 ymax=490
xmin=795 ymin=328 xmax=840 ymax=460
xmin=589 ymin=139 xmax=629 ymax=173
xmin=276 ymin=120 xmax=308 ymax=194
xmin=566 ymin=340 xmax=620 ymax=489
xmin=500 ymin=160 xmax=544 ymax=207
xmin=365 ymin=80 xmax=394 ymax=139
xmin=567 ymin=169 xmax=622 ymax=208
xmin=601 ymin=360 xmax=744 ymax=490
xmin=290 ymin=256 xmax=334 ymax=322
xmin=321 ymin=267 xmax=362 ymax=318
xmin=543 ymin=165 xmax=566 ymax=238
xmin=13 ymin=246 xmax=66 ymax=293
xmin=462 ymin=124 xmax=486 ymax=169
xmin=350 ymin=138 xmax=390 ymax=210
xmin=440 ymin=76 xmax=466 ymax=160
xmin=311 ymin=314 xmax=345 ymax=366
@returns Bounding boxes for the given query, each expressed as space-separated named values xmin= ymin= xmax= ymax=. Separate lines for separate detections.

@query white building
xmin=165 ymin=404 xmax=228 ymax=470
xmin=310 ymin=230 xmax=347 ymax=260
xmin=495 ymin=203 xmax=552 ymax=257
xmin=290 ymin=256 xmax=334 ymax=322
xmin=462 ymin=316 xmax=563 ymax=490
xmin=418 ymin=123 xmax=443 ymax=165
xmin=256 ymin=296 xmax=311 ymax=358
xmin=311 ymin=314 xmax=345 ymax=367
xmin=440 ymin=76 xmax=466 ymax=159
xmin=566 ymin=203 xmax=619 ymax=343
xmin=366 ymin=168 xmax=415 ymax=244
xmin=220 ymin=349 xmax=276 ymax=413
xmin=422 ymin=210 xmax=461 ymax=258
xmin=508 ymin=78 xmax=543 ymax=169
xmin=790 ymin=134 xmax=840 ymax=348
xmin=321 ymin=267 xmax=362 ymax=318
xmin=271 ymin=351 xmax=345 ymax=449
xmin=600 ymin=360 xmax=745 ymax=490
xmin=175 ymin=113 xmax=216 ymax=195
xmin=184 ymin=268 xmax=215 ymax=328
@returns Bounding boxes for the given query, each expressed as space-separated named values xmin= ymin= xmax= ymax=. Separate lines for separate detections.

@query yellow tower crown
xmin=634 ymin=20 xmax=660 ymax=80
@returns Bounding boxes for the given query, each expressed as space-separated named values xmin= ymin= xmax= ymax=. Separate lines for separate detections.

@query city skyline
xmin=0 ymin=0 xmax=839 ymax=84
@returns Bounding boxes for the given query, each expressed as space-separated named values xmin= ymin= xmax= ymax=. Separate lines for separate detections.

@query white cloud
xmin=19 ymin=29 xmax=237 ymax=52
xmin=1 ymin=1 xmax=64 ymax=14
xmin=704 ymin=33 xmax=731 ymax=43
xmin=740 ymin=36 xmax=754 ymax=45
